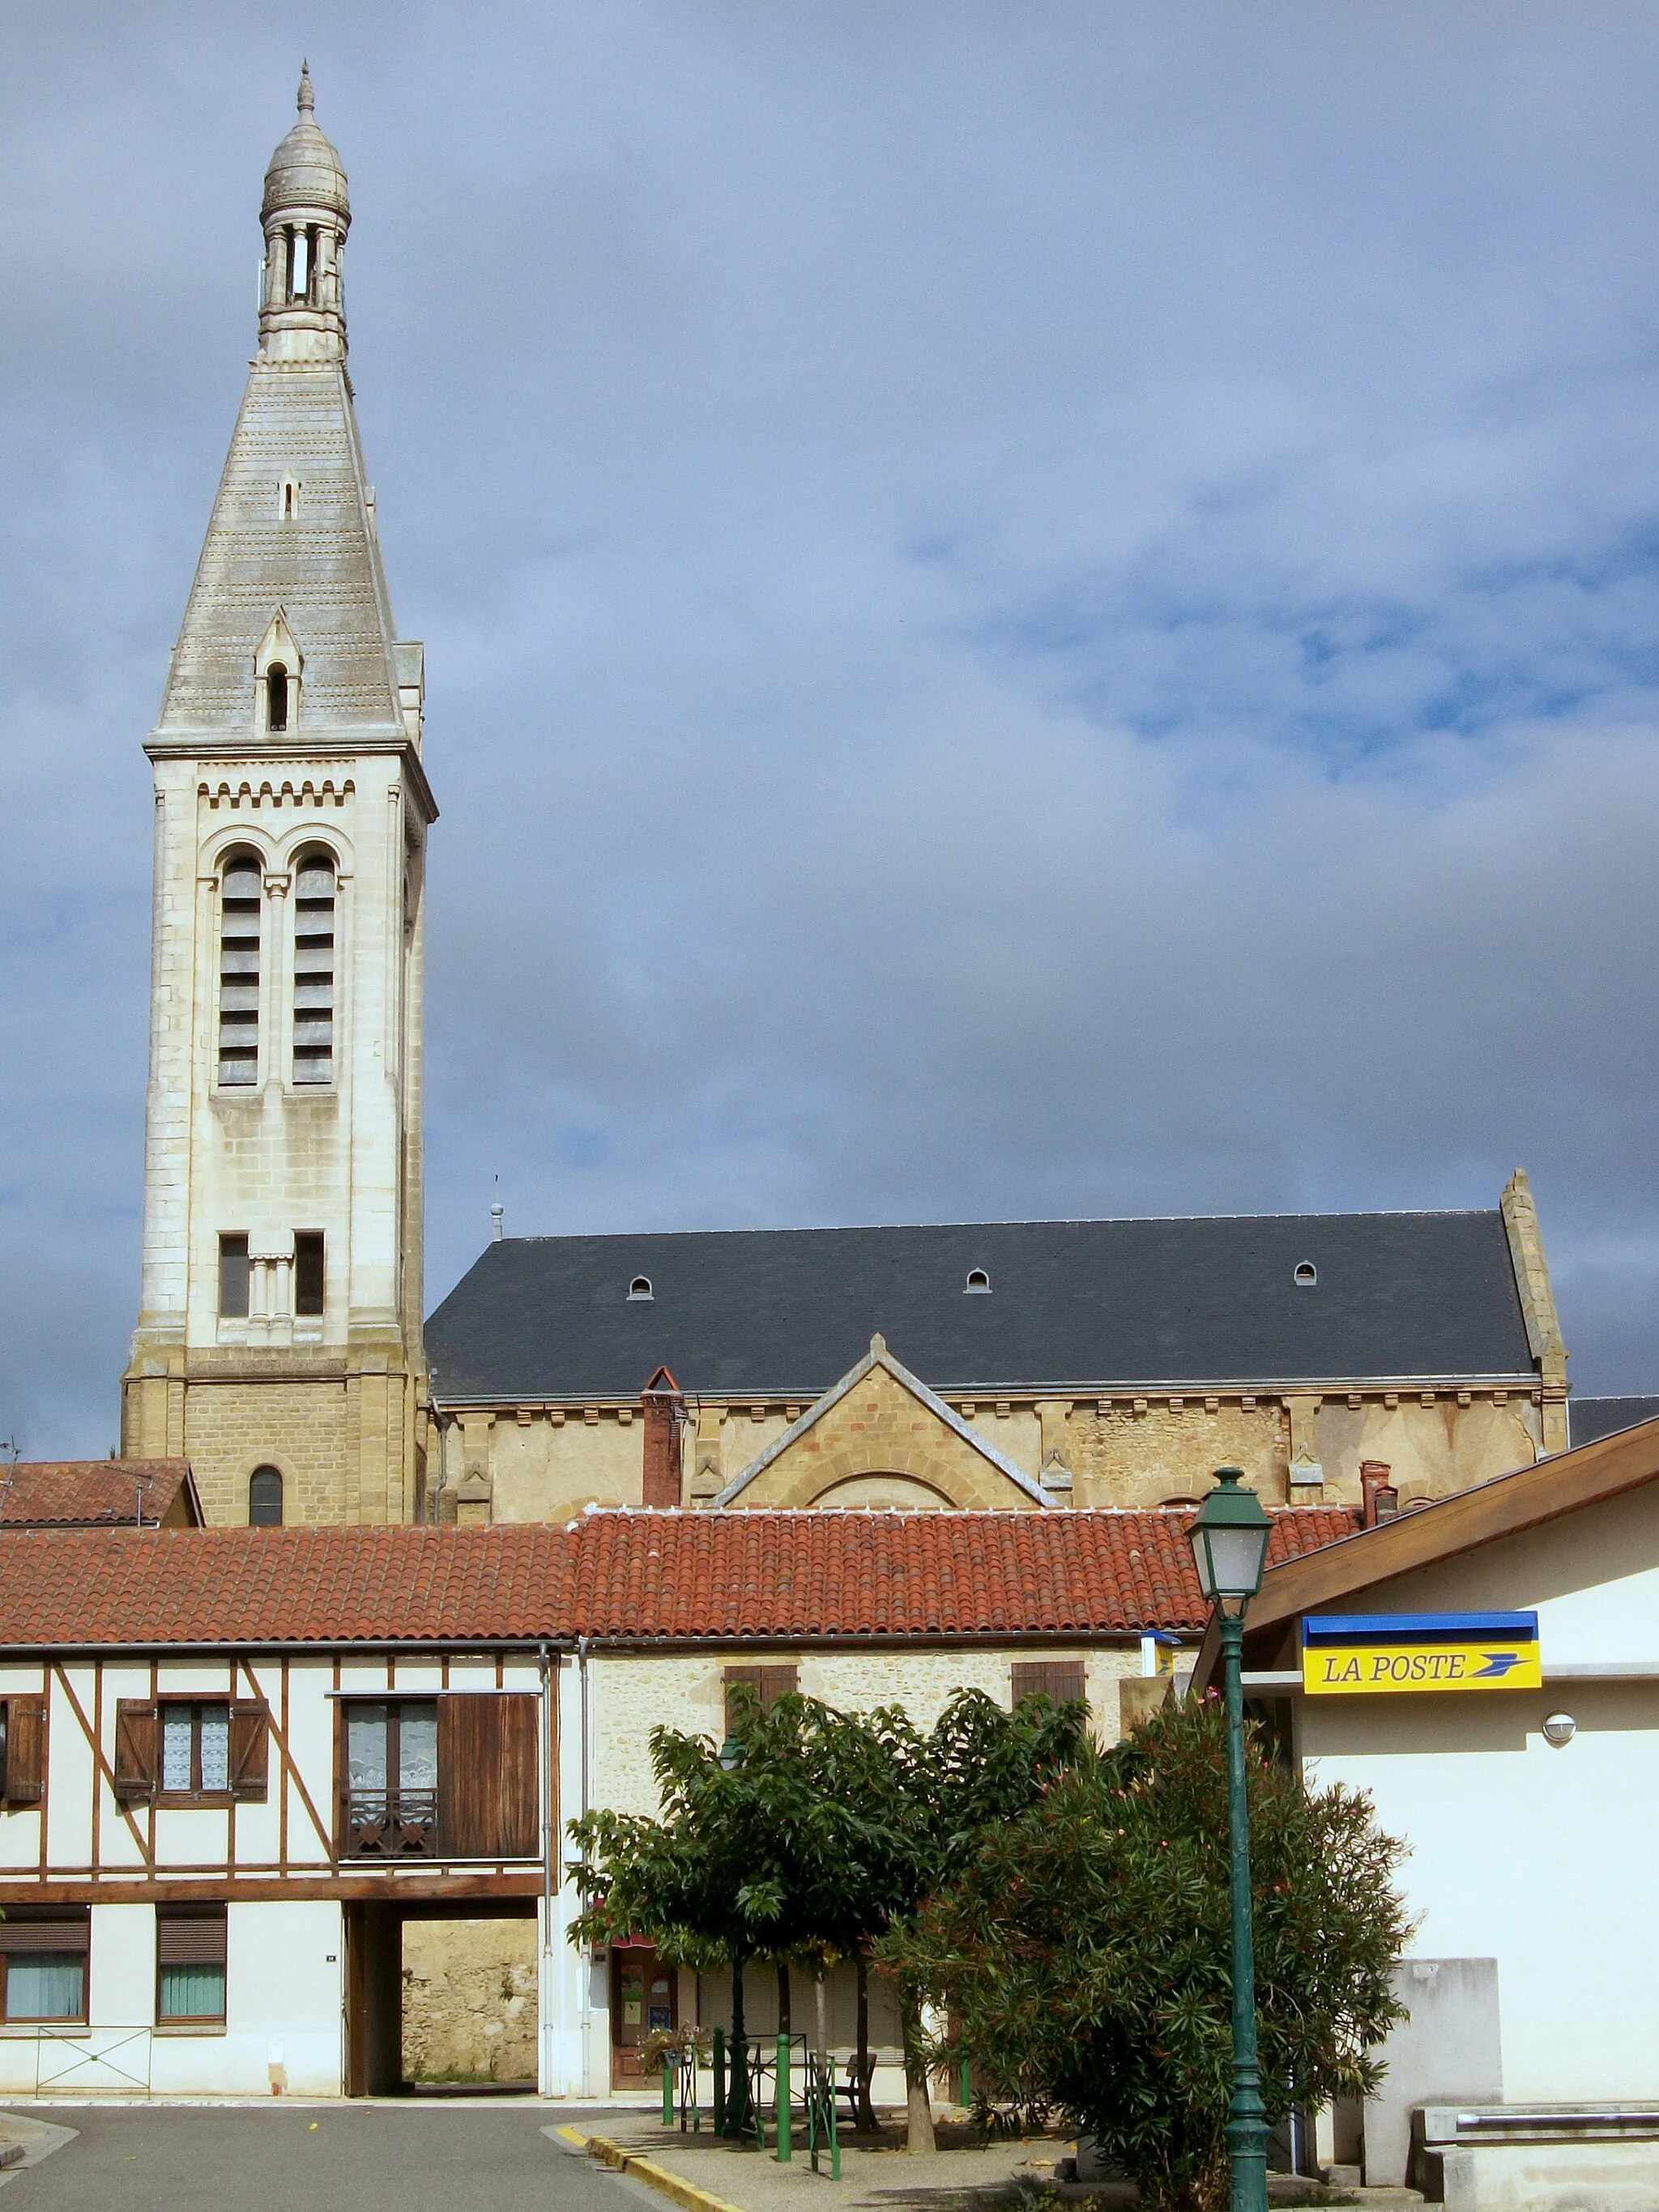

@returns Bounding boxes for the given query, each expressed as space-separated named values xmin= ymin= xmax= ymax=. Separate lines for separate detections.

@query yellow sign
xmin=1301 ymin=1612 xmax=1540 ymax=1695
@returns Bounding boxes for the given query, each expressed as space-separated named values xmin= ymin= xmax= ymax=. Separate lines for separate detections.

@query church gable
xmin=714 ymin=1335 xmax=1051 ymax=1511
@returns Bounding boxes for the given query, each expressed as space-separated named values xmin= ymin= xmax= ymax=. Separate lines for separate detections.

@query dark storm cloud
xmin=3 ymin=2 xmax=1659 ymax=1451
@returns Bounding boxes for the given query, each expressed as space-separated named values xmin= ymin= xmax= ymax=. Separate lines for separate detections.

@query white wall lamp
xmin=1542 ymin=1711 xmax=1577 ymax=1748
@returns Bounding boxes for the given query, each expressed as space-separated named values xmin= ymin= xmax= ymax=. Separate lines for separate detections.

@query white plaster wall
xmin=1298 ymin=1485 xmax=1659 ymax=2104
xmin=1303 ymin=1681 xmax=1659 ymax=2103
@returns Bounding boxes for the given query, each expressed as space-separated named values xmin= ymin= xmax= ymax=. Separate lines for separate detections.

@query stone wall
xmin=401 ymin=1917 xmax=537 ymax=2086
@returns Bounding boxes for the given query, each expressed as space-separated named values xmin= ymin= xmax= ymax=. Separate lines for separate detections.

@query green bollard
xmin=663 ymin=2055 xmax=674 ymax=2126
xmin=959 ymin=2054 xmax=971 ymax=2112
xmin=776 ymin=2034 xmax=791 ymax=2163
xmin=713 ymin=2027 xmax=726 ymax=2134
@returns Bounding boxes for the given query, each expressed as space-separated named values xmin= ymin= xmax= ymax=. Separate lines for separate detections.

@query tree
xmin=881 ymin=1692 xmax=1412 ymax=2212
xmin=566 ymin=1686 xmax=915 ymax=2131
xmin=567 ymin=1683 xmax=1090 ymax=2151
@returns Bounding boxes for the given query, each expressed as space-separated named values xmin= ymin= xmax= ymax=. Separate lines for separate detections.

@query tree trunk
xmin=856 ymin=1955 xmax=876 ymax=2132
xmin=814 ymin=1968 xmax=828 ymax=2061
xmin=728 ymin=1955 xmax=748 ymax=2136
xmin=777 ymin=1958 xmax=791 ymax=2037
xmin=901 ymin=1994 xmax=935 ymax=2154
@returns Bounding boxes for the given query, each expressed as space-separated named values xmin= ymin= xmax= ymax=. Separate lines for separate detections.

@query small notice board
xmin=1301 ymin=1611 xmax=1541 ymax=1694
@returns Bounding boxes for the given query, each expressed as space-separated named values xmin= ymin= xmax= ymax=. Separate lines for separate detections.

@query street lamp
xmin=1189 ymin=1467 xmax=1273 ymax=2212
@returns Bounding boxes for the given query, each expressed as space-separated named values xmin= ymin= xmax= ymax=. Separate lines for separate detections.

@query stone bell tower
xmin=121 ymin=69 xmax=436 ymax=1525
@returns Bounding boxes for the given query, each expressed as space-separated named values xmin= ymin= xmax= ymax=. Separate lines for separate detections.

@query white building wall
xmin=1298 ymin=1488 xmax=1659 ymax=2104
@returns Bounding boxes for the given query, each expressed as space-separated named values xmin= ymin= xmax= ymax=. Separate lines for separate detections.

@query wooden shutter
xmin=228 ymin=1701 xmax=269 ymax=1801
xmin=4 ymin=1695 xmax=45 ymax=1804
xmin=157 ymin=1910 xmax=227 ymax=1966
xmin=1011 ymin=1661 xmax=1085 ymax=1710
xmin=113 ymin=1700 xmax=159 ymax=1801
xmin=723 ymin=1664 xmax=798 ymax=1734
xmin=436 ymin=1694 xmax=539 ymax=1860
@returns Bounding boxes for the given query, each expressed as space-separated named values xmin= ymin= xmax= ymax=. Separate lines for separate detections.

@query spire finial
xmin=297 ymin=61 xmax=314 ymax=117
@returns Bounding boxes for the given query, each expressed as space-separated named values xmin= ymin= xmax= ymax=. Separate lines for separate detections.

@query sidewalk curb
xmin=570 ymin=2127 xmax=755 ymax=2212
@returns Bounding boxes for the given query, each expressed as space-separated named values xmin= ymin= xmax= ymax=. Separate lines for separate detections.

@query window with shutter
xmin=156 ymin=1907 xmax=227 ymax=2024
xmin=1 ymin=1912 xmax=88 ymax=2023
xmin=339 ymin=1700 xmax=438 ymax=1858
xmin=436 ymin=1694 xmax=539 ymax=1861
xmin=113 ymin=1701 xmax=159 ymax=1801
xmin=1010 ymin=1661 xmax=1086 ymax=1711
xmin=723 ymin=1664 xmax=798 ymax=1738
xmin=3 ymin=1694 xmax=45 ymax=1805
xmin=228 ymin=1702 xmax=269 ymax=1801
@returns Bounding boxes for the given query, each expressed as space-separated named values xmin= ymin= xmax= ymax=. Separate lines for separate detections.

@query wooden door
xmin=610 ymin=1945 xmax=677 ymax=2088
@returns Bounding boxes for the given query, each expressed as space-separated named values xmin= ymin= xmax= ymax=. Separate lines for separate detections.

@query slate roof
xmin=426 ymin=1213 xmax=1535 ymax=1404
xmin=0 ymin=1461 xmax=200 ymax=1530
xmin=0 ymin=1508 xmax=1358 ymax=1649
xmin=1567 ymin=1396 xmax=1659 ymax=1448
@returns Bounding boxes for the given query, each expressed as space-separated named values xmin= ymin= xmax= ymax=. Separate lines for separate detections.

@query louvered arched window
xmin=292 ymin=850 xmax=335 ymax=1084
xmin=217 ymin=852 xmax=262 ymax=1086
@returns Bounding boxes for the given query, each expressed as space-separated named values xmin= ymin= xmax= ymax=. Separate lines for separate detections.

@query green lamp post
xmin=1189 ymin=1467 xmax=1274 ymax=2212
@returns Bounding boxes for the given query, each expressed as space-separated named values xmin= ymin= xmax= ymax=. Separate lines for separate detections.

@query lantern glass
xmin=1190 ymin=1467 xmax=1273 ymax=1605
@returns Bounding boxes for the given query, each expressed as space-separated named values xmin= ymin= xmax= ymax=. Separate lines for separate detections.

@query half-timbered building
xmin=0 ymin=1505 xmax=1352 ymax=2100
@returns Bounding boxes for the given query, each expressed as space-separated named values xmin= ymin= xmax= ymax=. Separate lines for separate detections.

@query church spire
xmin=259 ymin=64 xmax=351 ymax=361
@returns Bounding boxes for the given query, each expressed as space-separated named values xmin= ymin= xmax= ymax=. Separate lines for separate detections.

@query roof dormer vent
xmin=1294 ymin=1260 xmax=1317 ymax=1288
xmin=629 ymin=1276 xmax=654 ymax=1302
xmin=965 ymin=1268 xmax=991 ymax=1294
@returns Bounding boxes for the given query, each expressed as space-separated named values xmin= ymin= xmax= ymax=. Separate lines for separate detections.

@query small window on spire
xmin=279 ymin=477 xmax=300 ymax=522
xmin=266 ymin=665 xmax=289 ymax=735
xmin=287 ymin=226 xmax=310 ymax=303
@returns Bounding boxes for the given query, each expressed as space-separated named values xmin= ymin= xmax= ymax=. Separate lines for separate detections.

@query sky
xmin=3 ymin=2 xmax=1659 ymax=1454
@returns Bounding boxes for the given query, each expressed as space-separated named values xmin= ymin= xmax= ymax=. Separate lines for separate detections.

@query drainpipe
xmin=578 ymin=1634 xmax=592 ymax=2100
xmin=539 ymin=1642 xmax=556 ymax=2098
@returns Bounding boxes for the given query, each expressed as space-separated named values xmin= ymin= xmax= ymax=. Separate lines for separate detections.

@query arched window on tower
xmin=248 ymin=1467 xmax=284 ymax=1527
xmin=292 ymin=850 xmax=336 ymax=1085
xmin=265 ymin=663 xmax=289 ymax=734
xmin=217 ymin=853 xmax=262 ymax=1086
xmin=285 ymin=225 xmax=318 ymax=304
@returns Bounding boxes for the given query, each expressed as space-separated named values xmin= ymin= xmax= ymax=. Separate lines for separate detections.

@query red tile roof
xmin=0 ymin=1461 xmax=200 ymax=1529
xmin=0 ymin=1508 xmax=1358 ymax=1648
xmin=565 ymin=1507 xmax=1359 ymax=1639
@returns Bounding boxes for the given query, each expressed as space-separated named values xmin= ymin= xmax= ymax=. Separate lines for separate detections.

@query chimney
xmin=641 ymin=1366 xmax=684 ymax=1508
xmin=1360 ymin=1460 xmax=1397 ymax=1529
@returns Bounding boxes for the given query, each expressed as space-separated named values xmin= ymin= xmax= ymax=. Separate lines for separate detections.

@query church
xmin=119 ymin=76 xmax=1576 ymax=1530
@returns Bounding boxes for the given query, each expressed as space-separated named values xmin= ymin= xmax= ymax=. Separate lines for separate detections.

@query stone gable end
xmin=733 ymin=1359 xmax=1040 ymax=1510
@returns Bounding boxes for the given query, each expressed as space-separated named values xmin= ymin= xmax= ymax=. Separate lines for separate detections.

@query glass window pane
xmin=6 ymin=1956 xmax=83 ymax=2021
xmin=346 ymin=1706 xmax=387 ymax=1792
xmin=159 ymin=1962 xmax=225 ymax=2022
xmin=198 ymin=1706 xmax=229 ymax=1793
xmin=397 ymin=1704 xmax=437 ymax=1792
xmin=161 ymin=1709 xmax=194 ymax=1792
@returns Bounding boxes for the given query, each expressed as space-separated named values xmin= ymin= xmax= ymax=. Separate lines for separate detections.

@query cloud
xmin=2 ymin=1 xmax=1659 ymax=1450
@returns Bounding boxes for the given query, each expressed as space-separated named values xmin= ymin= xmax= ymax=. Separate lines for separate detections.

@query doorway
xmin=610 ymin=1941 xmax=677 ymax=2091
xmin=343 ymin=1899 xmax=539 ymax=2096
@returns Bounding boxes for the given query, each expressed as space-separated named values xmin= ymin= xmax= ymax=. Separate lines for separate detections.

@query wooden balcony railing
xmin=343 ymin=1788 xmax=437 ymax=1859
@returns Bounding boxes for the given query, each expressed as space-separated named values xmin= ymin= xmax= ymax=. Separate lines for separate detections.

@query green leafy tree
xmin=881 ymin=1692 xmax=1412 ymax=2212
xmin=567 ymin=1683 xmax=1090 ymax=2150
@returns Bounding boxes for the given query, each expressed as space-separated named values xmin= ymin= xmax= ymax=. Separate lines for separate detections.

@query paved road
xmin=0 ymin=2103 xmax=641 ymax=2212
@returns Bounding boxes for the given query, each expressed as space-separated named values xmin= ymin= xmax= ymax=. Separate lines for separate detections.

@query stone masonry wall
xmin=401 ymin=1917 xmax=537 ymax=2085
xmin=183 ymin=1379 xmax=351 ymax=1524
